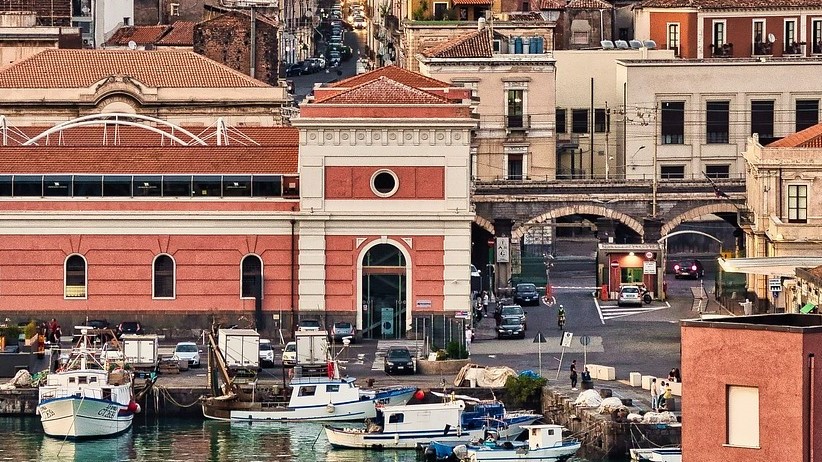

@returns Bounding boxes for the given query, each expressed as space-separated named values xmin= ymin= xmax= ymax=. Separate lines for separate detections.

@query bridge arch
xmin=473 ymin=215 xmax=495 ymax=235
xmin=513 ymin=204 xmax=644 ymax=239
xmin=661 ymin=202 xmax=740 ymax=236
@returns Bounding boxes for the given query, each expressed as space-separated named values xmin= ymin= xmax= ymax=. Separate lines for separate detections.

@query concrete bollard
xmin=641 ymin=375 xmax=656 ymax=390
xmin=629 ymin=372 xmax=642 ymax=387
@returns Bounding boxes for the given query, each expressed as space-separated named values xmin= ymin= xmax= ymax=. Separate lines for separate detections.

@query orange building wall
xmin=703 ymin=16 xmax=798 ymax=58
xmin=650 ymin=12 xmax=697 ymax=58
xmin=0 ymin=234 xmax=294 ymax=313
xmin=325 ymin=235 xmax=444 ymax=312
xmin=325 ymin=166 xmax=445 ymax=199
xmin=681 ymin=325 xmax=812 ymax=462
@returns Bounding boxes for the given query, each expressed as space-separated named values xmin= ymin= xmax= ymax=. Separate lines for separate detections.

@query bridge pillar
xmin=595 ymin=218 xmax=616 ymax=243
xmin=643 ymin=218 xmax=663 ymax=243
xmin=494 ymin=218 xmax=513 ymax=295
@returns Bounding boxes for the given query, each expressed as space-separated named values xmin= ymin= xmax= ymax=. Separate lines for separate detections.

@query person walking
xmin=663 ymin=381 xmax=673 ymax=410
xmin=657 ymin=381 xmax=667 ymax=410
xmin=464 ymin=325 xmax=473 ymax=354
xmin=570 ymin=360 xmax=578 ymax=390
xmin=650 ymin=378 xmax=659 ymax=411
xmin=482 ymin=291 xmax=489 ymax=315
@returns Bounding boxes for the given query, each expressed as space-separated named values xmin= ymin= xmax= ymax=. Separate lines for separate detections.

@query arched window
xmin=241 ymin=255 xmax=263 ymax=299
xmin=64 ymin=254 xmax=87 ymax=299
xmin=153 ymin=254 xmax=175 ymax=299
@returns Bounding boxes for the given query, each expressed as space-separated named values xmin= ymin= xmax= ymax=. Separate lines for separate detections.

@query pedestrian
xmin=667 ymin=367 xmax=681 ymax=383
xmin=570 ymin=360 xmax=578 ymax=390
xmin=482 ymin=291 xmax=489 ymax=315
xmin=663 ymin=382 xmax=673 ymax=410
xmin=650 ymin=378 xmax=659 ymax=411
xmin=465 ymin=325 xmax=473 ymax=353
xmin=53 ymin=323 xmax=62 ymax=345
xmin=48 ymin=318 xmax=58 ymax=343
xmin=581 ymin=367 xmax=592 ymax=385
xmin=657 ymin=381 xmax=667 ymax=410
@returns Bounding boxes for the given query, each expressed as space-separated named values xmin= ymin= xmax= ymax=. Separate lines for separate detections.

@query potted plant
xmin=23 ymin=321 xmax=37 ymax=346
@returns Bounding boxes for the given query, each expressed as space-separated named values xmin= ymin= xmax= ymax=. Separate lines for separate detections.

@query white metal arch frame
xmin=23 ymin=113 xmax=208 ymax=146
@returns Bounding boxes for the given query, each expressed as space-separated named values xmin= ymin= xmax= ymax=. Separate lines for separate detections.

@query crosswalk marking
xmin=371 ymin=340 xmax=425 ymax=371
xmin=598 ymin=305 xmax=667 ymax=320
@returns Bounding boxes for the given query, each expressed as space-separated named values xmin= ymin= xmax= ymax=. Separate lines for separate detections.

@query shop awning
xmin=801 ymin=303 xmax=817 ymax=314
xmin=718 ymin=256 xmax=822 ymax=277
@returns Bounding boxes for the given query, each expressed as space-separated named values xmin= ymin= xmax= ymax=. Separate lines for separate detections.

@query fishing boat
xmin=36 ymin=327 xmax=141 ymax=438
xmin=437 ymin=392 xmax=542 ymax=439
xmin=325 ymin=400 xmax=486 ymax=449
xmin=629 ymin=447 xmax=682 ymax=462
xmin=428 ymin=425 xmax=580 ymax=462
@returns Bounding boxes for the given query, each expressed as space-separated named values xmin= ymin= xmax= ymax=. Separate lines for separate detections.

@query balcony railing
xmin=753 ymin=42 xmax=773 ymax=56
xmin=506 ymin=114 xmax=530 ymax=130
xmin=712 ymin=43 xmax=734 ymax=58
xmin=65 ymin=285 xmax=87 ymax=298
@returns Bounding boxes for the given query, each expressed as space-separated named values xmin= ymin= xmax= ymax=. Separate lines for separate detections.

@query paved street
xmin=288 ymin=28 xmax=366 ymax=101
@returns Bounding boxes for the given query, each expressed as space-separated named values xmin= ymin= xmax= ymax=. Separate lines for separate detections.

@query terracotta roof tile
xmin=808 ymin=265 xmax=822 ymax=280
xmin=328 ymin=65 xmax=450 ymax=89
xmin=157 ymin=21 xmax=195 ymax=46
xmin=452 ymin=0 xmax=493 ymax=4
xmin=538 ymin=0 xmax=567 ymax=9
xmin=7 ymin=126 xmax=298 ymax=147
xmin=567 ymin=0 xmax=613 ymax=8
xmin=422 ymin=29 xmax=494 ymax=58
xmin=315 ymin=76 xmax=451 ymax=105
xmin=104 ymin=25 xmax=170 ymax=46
xmin=0 ymin=49 xmax=270 ymax=88
xmin=767 ymin=123 xmax=822 ymax=148
xmin=0 ymin=146 xmax=297 ymax=174
xmin=638 ymin=0 xmax=822 ymax=8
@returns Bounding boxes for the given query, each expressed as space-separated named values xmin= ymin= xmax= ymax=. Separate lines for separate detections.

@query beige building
xmin=417 ymin=28 xmax=556 ymax=181
xmin=0 ymin=12 xmax=81 ymax=68
xmin=0 ymin=48 xmax=289 ymax=127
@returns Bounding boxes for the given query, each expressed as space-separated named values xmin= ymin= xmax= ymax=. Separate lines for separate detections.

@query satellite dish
xmin=767 ymin=33 xmax=776 ymax=44
xmin=629 ymin=40 xmax=643 ymax=49
xmin=644 ymin=39 xmax=657 ymax=49
xmin=128 ymin=40 xmax=137 ymax=50
xmin=615 ymin=40 xmax=629 ymax=50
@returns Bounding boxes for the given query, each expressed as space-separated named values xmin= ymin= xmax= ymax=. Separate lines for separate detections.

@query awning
xmin=801 ymin=303 xmax=817 ymax=314
xmin=718 ymin=256 xmax=822 ymax=277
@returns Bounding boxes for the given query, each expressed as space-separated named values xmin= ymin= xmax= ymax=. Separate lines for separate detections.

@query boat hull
xmin=37 ymin=396 xmax=133 ymax=438
xmin=630 ymin=448 xmax=682 ymax=462
xmin=468 ymin=441 xmax=581 ymax=462
xmin=325 ymin=425 xmax=486 ymax=449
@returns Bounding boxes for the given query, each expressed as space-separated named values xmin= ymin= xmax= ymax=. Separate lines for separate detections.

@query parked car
xmin=497 ymin=317 xmax=525 ymax=339
xmin=258 ymin=339 xmax=275 ymax=368
xmin=384 ymin=346 xmax=414 ymax=374
xmin=331 ymin=322 xmax=356 ymax=343
xmin=285 ymin=63 xmax=305 ymax=77
xmin=496 ymin=304 xmax=527 ymax=330
xmin=618 ymin=285 xmax=643 ymax=307
xmin=171 ymin=341 xmax=201 ymax=367
xmin=298 ymin=319 xmax=321 ymax=331
xmin=353 ymin=16 xmax=366 ymax=29
xmin=282 ymin=341 xmax=297 ymax=367
xmin=116 ymin=321 xmax=144 ymax=339
xmin=74 ymin=319 xmax=112 ymax=343
xmin=513 ymin=283 xmax=540 ymax=306
xmin=673 ymin=259 xmax=705 ymax=279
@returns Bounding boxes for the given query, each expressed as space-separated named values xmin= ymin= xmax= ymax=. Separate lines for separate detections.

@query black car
xmin=384 ymin=346 xmax=414 ymax=374
xmin=285 ymin=63 xmax=304 ymax=77
xmin=513 ymin=283 xmax=540 ymax=306
xmin=496 ymin=317 xmax=525 ymax=339
xmin=73 ymin=319 xmax=112 ymax=343
xmin=673 ymin=260 xmax=704 ymax=279
xmin=116 ymin=321 xmax=144 ymax=338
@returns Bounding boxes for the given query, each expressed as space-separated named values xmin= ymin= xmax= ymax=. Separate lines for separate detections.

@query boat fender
xmin=128 ymin=401 xmax=141 ymax=414
xmin=326 ymin=403 xmax=335 ymax=413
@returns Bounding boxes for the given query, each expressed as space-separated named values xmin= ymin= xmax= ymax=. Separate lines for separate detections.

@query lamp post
xmin=652 ymin=104 xmax=659 ymax=216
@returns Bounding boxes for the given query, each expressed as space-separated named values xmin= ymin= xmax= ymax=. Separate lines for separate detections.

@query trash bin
xmin=600 ymin=285 xmax=609 ymax=301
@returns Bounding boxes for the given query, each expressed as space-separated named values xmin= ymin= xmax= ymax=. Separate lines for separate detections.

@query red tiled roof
xmin=538 ymin=0 xmax=567 ymax=9
xmin=316 ymin=76 xmax=451 ymax=105
xmin=452 ymin=0 xmax=492 ymax=4
xmin=808 ymin=265 xmax=822 ymax=280
xmin=767 ymin=123 xmax=822 ymax=148
xmin=0 ymin=49 xmax=269 ymax=88
xmin=104 ymin=25 xmax=170 ymax=46
xmin=157 ymin=21 xmax=195 ymax=46
xmin=0 ymin=146 xmax=297 ymax=174
xmin=638 ymin=0 xmax=822 ymax=8
xmin=567 ymin=0 xmax=613 ymax=8
xmin=328 ymin=65 xmax=450 ymax=89
xmin=421 ymin=29 xmax=493 ymax=58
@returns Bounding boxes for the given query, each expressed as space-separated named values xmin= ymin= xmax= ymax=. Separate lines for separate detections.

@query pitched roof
xmin=328 ymin=65 xmax=449 ymax=89
xmin=316 ymin=76 xmax=451 ymax=105
xmin=567 ymin=0 xmax=613 ymax=8
xmin=104 ymin=25 xmax=170 ymax=46
xmin=421 ymin=29 xmax=494 ymax=58
xmin=157 ymin=21 xmax=195 ymax=46
xmin=0 ymin=49 xmax=269 ymax=88
xmin=767 ymin=123 xmax=822 ymax=148
xmin=538 ymin=0 xmax=567 ymax=9
xmin=808 ymin=265 xmax=822 ymax=280
xmin=638 ymin=0 xmax=822 ymax=8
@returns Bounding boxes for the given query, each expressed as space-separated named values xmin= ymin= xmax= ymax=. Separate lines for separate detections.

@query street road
xmin=289 ymin=28 xmax=366 ymax=101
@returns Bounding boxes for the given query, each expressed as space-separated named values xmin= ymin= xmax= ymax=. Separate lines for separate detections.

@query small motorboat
xmin=630 ymin=447 xmax=682 ymax=462
xmin=442 ymin=424 xmax=580 ymax=462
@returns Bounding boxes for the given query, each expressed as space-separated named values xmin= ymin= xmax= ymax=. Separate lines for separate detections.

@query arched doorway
xmin=360 ymin=243 xmax=408 ymax=340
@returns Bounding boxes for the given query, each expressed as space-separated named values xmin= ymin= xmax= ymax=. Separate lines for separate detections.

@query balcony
xmin=506 ymin=114 xmax=530 ymax=131
xmin=712 ymin=43 xmax=734 ymax=58
xmin=65 ymin=285 xmax=87 ymax=298
xmin=766 ymin=215 xmax=820 ymax=243
xmin=753 ymin=42 xmax=773 ymax=56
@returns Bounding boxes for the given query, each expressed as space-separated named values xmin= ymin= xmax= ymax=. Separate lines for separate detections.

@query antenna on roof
xmin=128 ymin=40 xmax=137 ymax=50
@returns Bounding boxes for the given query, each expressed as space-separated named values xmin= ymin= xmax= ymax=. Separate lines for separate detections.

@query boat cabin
xmin=288 ymin=376 xmax=361 ymax=406
xmin=374 ymin=401 xmax=466 ymax=432
xmin=40 ymin=369 xmax=130 ymax=403
xmin=524 ymin=424 xmax=566 ymax=450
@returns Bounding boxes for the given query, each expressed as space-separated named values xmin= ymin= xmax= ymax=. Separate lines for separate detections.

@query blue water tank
xmin=514 ymin=37 xmax=523 ymax=54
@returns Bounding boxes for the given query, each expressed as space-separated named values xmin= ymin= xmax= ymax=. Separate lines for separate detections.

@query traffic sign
xmin=560 ymin=332 xmax=573 ymax=348
xmin=579 ymin=335 xmax=591 ymax=346
xmin=610 ymin=260 xmax=619 ymax=268
xmin=533 ymin=331 xmax=547 ymax=343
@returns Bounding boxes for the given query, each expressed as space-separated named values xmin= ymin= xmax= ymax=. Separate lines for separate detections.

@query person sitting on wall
xmin=580 ymin=367 xmax=593 ymax=389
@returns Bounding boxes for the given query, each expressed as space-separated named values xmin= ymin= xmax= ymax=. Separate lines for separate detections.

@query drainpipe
xmin=290 ymin=218 xmax=297 ymax=336
xmin=250 ymin=6 xmax=257 ymax=79
xmin=809 ymin=353 xmax=815 ymax=462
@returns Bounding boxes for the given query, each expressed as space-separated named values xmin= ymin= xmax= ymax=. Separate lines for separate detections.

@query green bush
xmin=446 ymin=341 xmax=468 ymax=360
xmin=504 ymin=374 xmax=547 ymax=409
xmin=412 ymin=0 xmax=429 ymax=20
xmin=24 ymin=321 xmax=37 ymax=339
xmin=0 ymin=325 xmax=21 ymax=344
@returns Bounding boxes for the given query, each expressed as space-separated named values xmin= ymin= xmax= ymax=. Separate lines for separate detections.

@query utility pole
xmin=652 ymin=103 xmax=659 ymax=217
xmin=590 ymin=77 xmax=594 ymax=179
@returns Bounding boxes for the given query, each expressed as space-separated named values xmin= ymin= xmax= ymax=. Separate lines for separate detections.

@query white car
xmin=171 ymin=341 xmax=201 ymax=367
xmin=282 ymin=341 xmax=297 ymax=367
xmin=259 ymin=339 xmax=275 ymax=367
xmin=617 ymin=285 xmax=643 ymax=307
xmin=353 ymin=16 xmax=366 ymax=29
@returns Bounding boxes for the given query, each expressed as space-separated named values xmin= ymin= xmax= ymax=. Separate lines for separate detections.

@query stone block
xmin=598 ymin=366 xmax=615 ymax=380
xmin=629 ymin=372 xmax=642 ymax=387
xmin=669 ymin=381 xmax=682 ymax=396
xmin=641 ymin=375 xmax=656 ymax=390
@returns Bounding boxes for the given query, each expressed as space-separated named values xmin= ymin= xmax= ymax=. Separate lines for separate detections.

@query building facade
xmin=0 ymin=11 xmax=81 ymax=68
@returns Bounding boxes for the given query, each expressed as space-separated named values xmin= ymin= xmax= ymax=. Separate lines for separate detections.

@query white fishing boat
xmin=202 ymin=375 xmax=416 ymax=422
xmin=630 ymin=447 xmax=682 ymax=462
xmin=325 ymin=400 xmax=485 ymax=449
xmin=458 ymin=424 xmax=581 ymax=462
xmin=36 ymin=327 xmax=139 ymax=438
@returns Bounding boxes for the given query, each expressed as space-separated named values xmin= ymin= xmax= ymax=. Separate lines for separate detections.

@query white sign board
xmin=769 ymin=278 xmax=782 ymax=292
xmin=495 ymin=237 xmax=510 ymax=263
xmin=561 ymin=332 xmax=574 ymax=348
xmin=416 ymin=299 xmax=432 ymax=309
xmin=455 ymin=310 xmax=470 ymax=319
xmin=643 ymin=261 xmax=657 ymax=275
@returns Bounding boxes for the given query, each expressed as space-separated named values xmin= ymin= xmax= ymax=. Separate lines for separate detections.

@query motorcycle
xmin=639 ymin=286 xmax=653 ymax=304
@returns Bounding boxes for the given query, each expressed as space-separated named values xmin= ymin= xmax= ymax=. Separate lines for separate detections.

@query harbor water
xmin=0 ymin=416 xmax=629 ymax=461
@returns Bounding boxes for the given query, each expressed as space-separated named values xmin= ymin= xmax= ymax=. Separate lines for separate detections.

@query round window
xmin=371 ymin=170 xmax=398 ymax=197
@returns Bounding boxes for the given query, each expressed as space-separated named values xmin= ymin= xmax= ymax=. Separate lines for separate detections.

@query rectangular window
xmin=103 ymin=176 xmax=131 ymax=196
xmin=298 ymin=386 xmax=316 ymax=397
xmin=660 ymin=165 xmax=685 ymax=179
xmin=713 ymin=21 xmax=726 ymax=56
xmin=785 ymin=19 xmax=797 ymax=53
xmin=788 ymin=184 xmax=808 ymax=223
xmin=326 ymin=384 xmax=340 ymax=393
xmin=796 ymin=99 xmax=819 ymax=132
xmin=705 ymin=165 xmax=730 ymax=179
xmin=170 ymin=2 xmax=180 ymax=16
xmin=595 ymin=108 xmax=608 ymax=133
xmin=74 ymin=175 xmax=102 ymax=196
xmin=193 ymin=176 xmax=222 ymax=197
xmin=13 ymin=175 xmax=42 ymax=196
xmin=507 ymin=154 xmax=523 ymax=180
xmin=0 ymin=176 xmax=10 ymax=196
xmin=751 ymin=100 xmax=775 ymax=140
xmin=252 ymin=176 xmax=282 ymax=197
xmin=133 ymin=175 xmax=162 ymax=197
xmin=123 ymin=17 xmax=130 ymax=26
xmin=753 ymin=20 xmax=770 ymax=55
xmin=667 ymin=23 xmax=680 ymax=55
xmin=813 ymin=19 xmax=822 ymax=53
xmin=727 ymin=385 xmax=759 ymax=447
xmin=507 ymin=89 xmax=524 ymax=128
xmin=163 ymin=176 xmax=192 ymax=197
xmin=572 ymin=109 xmax=588 ymax=134
xmin=706 ymin=101 xmax=730 ymax=144
xmin=433 ymin=2 xmax=447 ymax=19
xmin=43 ymin=175 xmax=71 ymax=197
xmin=388 ymin=413 xmax=404 ymax=424
xmin=556 ymin=108 xmax=566 ymax=133
xmin=661 ymin=101 xmax=685 ymax=144
xmin=521 ymin=1 xmax=529 ymax=10
xmin=223 ymin=176 xmax=252 ymax=197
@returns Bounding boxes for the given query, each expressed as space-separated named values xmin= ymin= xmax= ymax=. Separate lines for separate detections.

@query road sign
xmin=643 ymin=261 xmax=657 ymax=275
xmin=560 ymin=332 xmax=573 ymax=348
xmin=579 ymin=335 xmax=591 ymax=346
xmin=533 ymin=331 xmax=547 ymax=343
xmin=610 ymin=260 xmax=619 ymax=268
xmin=769 ymin=278 xmax=782 ymax=292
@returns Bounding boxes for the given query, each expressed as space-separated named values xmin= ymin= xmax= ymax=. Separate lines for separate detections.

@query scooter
xmin=639 ymin=286 xmax=653 ymax=304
